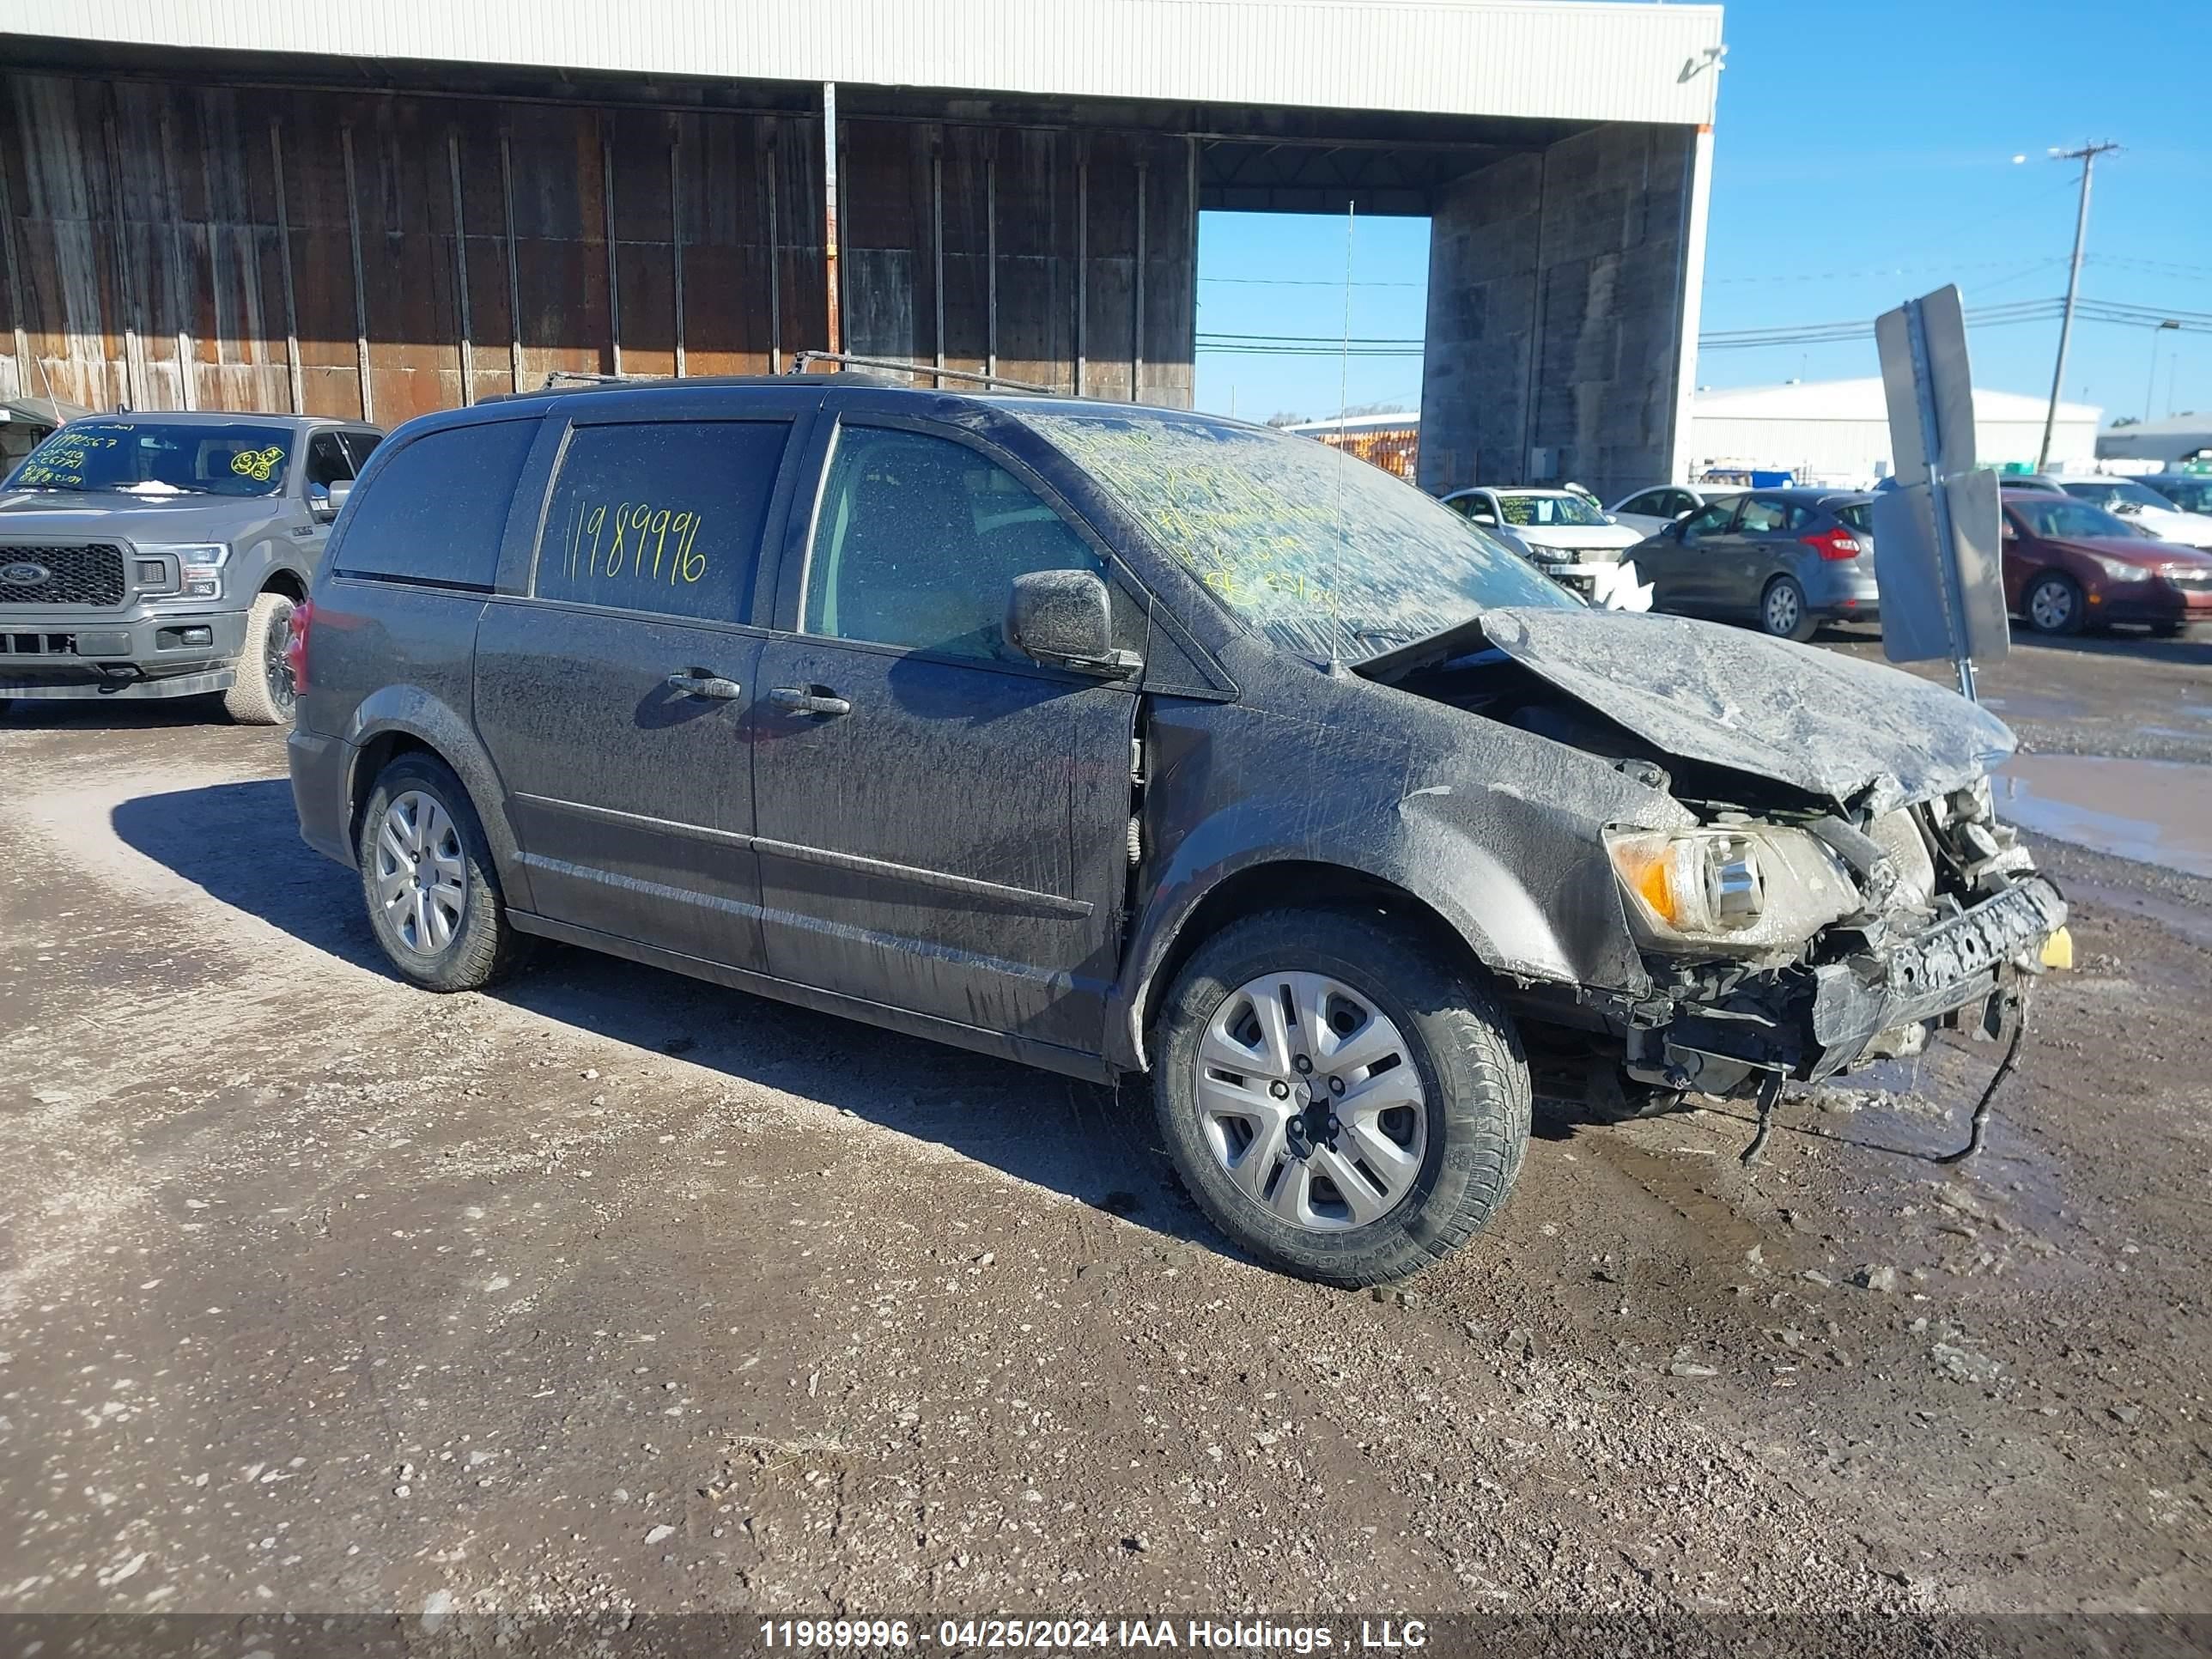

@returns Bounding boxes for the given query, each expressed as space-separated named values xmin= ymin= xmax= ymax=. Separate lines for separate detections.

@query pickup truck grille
xmin=0 ymin=544 xmax=128 ymax=608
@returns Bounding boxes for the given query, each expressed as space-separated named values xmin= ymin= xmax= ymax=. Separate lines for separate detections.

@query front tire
xmin=357 ymin=753 xmax=533 ymax=992
xmin=1759 ymin=575 xmax=1818 ymax=641
xmin=2022 ymin=572 xmax=2084 ymax=636
xmin=222 ymin=590 xmax=298 ymax=726
xmin=1152 ymin=907 xmax=1530 ymax=1287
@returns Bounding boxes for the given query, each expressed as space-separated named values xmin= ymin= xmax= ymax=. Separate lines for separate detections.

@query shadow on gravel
xmin=2010 ymin=629 xmax=2211 ymax=668
xmin=0 ymin=693 xmax=237 ymax=729
xmin=112 ymin=777 xmax=1223 ymax=1257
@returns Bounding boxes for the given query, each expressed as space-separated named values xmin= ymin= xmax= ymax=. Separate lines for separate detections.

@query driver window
xmin=1680 ymin=501 xmax=1734 ymax=539
xmin=804 ymin=426 xmax=1103 ymax=662
xmin=306 ymin=432 xmax=355 ymax=491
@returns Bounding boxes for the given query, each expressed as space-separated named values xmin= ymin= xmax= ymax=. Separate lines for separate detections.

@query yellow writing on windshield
xmin=230 ymin=446 xmax=285 ymax=483
xmin=564 ymin=499 xmax=707 ymax=588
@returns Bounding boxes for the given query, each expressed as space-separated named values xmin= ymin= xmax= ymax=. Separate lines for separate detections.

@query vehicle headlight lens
xmin=1607 ymin=825 xmax=1857 ymax=955
xmin=141 ymin=543 xmax=229 ymax=600
xmin=2090 ymin=555 xmax=2151 ymax=582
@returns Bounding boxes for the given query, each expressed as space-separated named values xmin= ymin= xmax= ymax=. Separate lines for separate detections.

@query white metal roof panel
xmin=1 ymin=0 xmax=1727 ymax=126
xmin=1694 ymin=378 xmax=2099 ymax=425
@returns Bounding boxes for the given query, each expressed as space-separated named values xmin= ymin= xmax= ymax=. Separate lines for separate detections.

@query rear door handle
xmin=769 ymin=684 xmax=852 ymax=718
xmin=665 ymin=668 xmax=743 ymax=700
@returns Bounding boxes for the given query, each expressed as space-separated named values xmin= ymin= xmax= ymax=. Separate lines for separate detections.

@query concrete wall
xmin=1418 ymin=122 xmax=1698 ymax=501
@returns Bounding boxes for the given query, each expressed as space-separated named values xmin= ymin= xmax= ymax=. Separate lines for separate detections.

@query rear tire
xmin=1759 ymin=575 xmax=1818 ymax=641
xmin=1152 ymin=906 xmax=1530 ymax=1287
xmin=222 ymin=589 xmax=298 ymax=726
xmin=357 ymin=753 xmax=534 ymax=992
xmin=2022 ymin=572 xmax=2084 ymax=636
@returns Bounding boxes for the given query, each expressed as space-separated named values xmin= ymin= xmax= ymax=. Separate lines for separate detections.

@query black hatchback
xmin=287 ymin=378 xmax=2064 ymax=1285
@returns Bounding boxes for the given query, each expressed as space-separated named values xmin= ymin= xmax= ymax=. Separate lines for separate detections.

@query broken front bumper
xmin=1646 ymin=875 xmax=2069 ymax=1088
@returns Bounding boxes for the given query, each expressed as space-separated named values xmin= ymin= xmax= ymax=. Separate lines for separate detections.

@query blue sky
xmin=1194 ymin=0 xmax=2205 ymax=426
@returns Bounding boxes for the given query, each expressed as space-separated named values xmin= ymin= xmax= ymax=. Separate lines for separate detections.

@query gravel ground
xmin=2 ymin=641 xmax=2207 ymax=1623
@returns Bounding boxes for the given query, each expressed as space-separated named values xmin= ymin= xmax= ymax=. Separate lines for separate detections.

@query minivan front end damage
xmin=1356 ymin=606 xmax=2069 ymax=1156
xmin=1576 ymin=780 xmax=2068 ymax=1161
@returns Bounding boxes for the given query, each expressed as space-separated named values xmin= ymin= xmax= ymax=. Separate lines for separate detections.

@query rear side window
xmin=1738 ymin=498 xmax=1789 ymax=532
xmin=332 ymin=418 xmax=538 ymax=590
xmin=1831 ymin=501 xmax=1871 ymax=532
xmin=535 ymin=421 xmax=790 ymax=623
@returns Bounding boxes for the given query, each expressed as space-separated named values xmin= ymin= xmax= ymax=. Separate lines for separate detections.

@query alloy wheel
xmin=263 ymin=599 xmax=297 ymax=714
xmin=1764 ymin=583 xmax=1801 ymax=636
xmin=373 ymin=790 xmax=468 ymax=953
xmin=1194 ymin=970 xmax=1427 ymax=1231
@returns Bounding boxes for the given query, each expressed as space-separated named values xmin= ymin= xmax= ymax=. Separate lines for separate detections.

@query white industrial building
xmin=2096 ymin=415 xmax=2212 ymax=467
xmin=1687 ymin=379 xmax=2101 ymax=483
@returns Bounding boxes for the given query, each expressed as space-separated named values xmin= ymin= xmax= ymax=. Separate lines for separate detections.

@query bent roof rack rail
xmin=791 ymin=352 xmax=1058 ymax=394
xmin=482 ymin=357 xmax=1063 ymax=404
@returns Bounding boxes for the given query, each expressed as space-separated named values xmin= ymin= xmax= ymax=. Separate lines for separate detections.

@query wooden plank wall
xmin=0 ymin=69 xmax=1195 ymax=423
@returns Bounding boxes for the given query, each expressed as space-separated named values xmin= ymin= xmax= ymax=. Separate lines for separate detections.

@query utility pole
xmin=2038 ymin=141 xmax=2121 ymax=471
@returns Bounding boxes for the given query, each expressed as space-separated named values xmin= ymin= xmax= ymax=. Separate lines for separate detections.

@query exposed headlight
xmin=2090 ymin=555 xmax=2151 ymax=582
xmin=141 ymin=543 xmax=230 ymax=601
xmin=1607 ymin=825 xmax=1858 ymax=956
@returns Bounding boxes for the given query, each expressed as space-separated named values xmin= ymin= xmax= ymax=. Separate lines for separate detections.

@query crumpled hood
xmin=1471 ymin=607 xmax=2014 ymax=812
xmin=0 ymin=489 xmax=277 ymax=545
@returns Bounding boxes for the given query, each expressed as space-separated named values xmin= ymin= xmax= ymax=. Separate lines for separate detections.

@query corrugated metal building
xmin=0 ymin=0 xmax=1724 ymax=495
xmin=1688 ymin=379 xmax=2102 ymax=482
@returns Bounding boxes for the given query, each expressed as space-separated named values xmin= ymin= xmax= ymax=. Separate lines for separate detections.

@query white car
xmin=1441 ymin=486 xmax=1650 ymax=610
xmin=1607 ymin=483 xmax=1745 ymax=538
xmin=2054 ymin=477 xmax=2212 ymax=551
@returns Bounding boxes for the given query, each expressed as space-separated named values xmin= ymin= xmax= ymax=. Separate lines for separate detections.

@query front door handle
xmin=665 ymin=668 xmax=743 ymax=701
xmin=769 ymin=684 xmax=852 ymax=718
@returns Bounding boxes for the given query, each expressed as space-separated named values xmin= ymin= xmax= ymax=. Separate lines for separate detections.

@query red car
xmin=2000 ymin=490 xmax=2212 ymax=636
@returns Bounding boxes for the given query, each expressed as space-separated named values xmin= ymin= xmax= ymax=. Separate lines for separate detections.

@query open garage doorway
xmin=1193 ymin=210 xmax=1431 ymax=466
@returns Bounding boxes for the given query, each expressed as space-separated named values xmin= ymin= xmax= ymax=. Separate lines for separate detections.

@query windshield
xmin=2013 ymin=498 xmax=2136 ymax=541
xmin=4 ymin=420 xmax=295 ymax=497
xmin=1018 ymin=410 xmax=1573 ymax=659
xmin=1496 ymin=491 xmax=1612 ymax=528
xmin=2064 ymin=479 xmax=2175 ymax=514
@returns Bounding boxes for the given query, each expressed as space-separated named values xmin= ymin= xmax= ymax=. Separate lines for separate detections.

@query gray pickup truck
xmin=0 ymin=411 xmax=381 ymax=722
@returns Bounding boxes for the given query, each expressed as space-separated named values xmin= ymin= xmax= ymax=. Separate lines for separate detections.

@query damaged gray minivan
xmin=288 ymin=380 xmax=2068 ymax=1285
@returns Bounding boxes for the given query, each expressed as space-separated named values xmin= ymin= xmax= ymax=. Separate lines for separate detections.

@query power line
xmin=1200 ymin=276 xmax=1422 ymax=289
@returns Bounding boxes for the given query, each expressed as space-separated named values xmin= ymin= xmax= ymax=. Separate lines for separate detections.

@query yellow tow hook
xmin=2039 ymin=927 xmax=2075 ymax=971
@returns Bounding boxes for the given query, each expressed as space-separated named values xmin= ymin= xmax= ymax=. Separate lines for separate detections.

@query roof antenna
xmin=1328 ymin=198 xmax=1356 ymax=675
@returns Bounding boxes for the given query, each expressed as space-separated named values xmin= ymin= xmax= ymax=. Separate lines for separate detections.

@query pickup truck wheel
xmin=358 ymin=754 xmax=533 ymax=992
xmin=222 ymin=590 xmax=298 ymax=726
xmin=1152 ymin=907 xmax=1529 ymax=1287
xmin=1759 ymin=575 xmax=1818 ymax=641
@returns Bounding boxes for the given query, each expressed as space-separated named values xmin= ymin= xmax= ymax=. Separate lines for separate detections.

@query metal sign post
xmin=1872 ymin=284 xmax=2009 ymax=701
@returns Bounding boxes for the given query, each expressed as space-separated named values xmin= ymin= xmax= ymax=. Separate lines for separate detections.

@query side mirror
xmin=307 ymin=479 xmax=351 ymax=522
xmin=1006 ymin=568 xmax=1141 ymax=678
xmin=1470 ymin=512 xmax=1498 ymax=527
xmin=1671 ymin=507 xmax=1692 ymax=521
